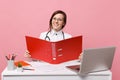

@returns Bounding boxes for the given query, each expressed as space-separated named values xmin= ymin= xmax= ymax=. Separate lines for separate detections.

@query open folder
xmin=25 ymin=36 xmax=82 ymax=64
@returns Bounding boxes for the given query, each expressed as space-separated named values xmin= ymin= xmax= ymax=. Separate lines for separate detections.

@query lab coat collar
xmin=50 ymin=29 xmax=63 ymax=36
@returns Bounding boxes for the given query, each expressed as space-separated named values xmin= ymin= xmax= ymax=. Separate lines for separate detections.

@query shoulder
xmin=64 ymin=32 xmax=72 ymax=39
xmin=39 ymin=31 xmax=48 ymax=39
xmin=40 ymin=31 xmax=48 ymax=35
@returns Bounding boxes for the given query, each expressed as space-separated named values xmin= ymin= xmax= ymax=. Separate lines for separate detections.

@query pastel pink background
xmin=0 ymin=0 xmax=119 ymax=80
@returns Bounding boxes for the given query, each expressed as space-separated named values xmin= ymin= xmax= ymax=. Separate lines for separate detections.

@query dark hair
xmin=49 ymin=10 xmax=67 ymax=30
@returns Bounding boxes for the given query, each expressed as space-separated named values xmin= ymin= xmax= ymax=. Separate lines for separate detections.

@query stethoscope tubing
xmin=45 ymin=31 xmax=65 ymax=41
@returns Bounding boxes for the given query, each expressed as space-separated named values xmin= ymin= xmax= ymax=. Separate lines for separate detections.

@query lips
xmin=53 ymin=24 xmax=59 ymax=27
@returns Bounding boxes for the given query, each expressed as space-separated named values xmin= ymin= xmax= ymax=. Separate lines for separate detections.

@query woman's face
xmin=51 ymin=13 xmax=64 ymax=31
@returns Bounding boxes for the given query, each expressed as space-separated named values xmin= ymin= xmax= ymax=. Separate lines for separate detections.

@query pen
xmin=11 ymin=54 xmax=14 ymax=60
xmin=5 ymin=56 xmax=9 ymax=60
xmin=23 ymin=68 xmax=35 ymax=71
xmin=8 ymin=54 xmax=11 ymax=60
xmin=5 ymin=53 xmax=17 ymax=60
xmin=11 ymin=54 xmax=17 ymax=60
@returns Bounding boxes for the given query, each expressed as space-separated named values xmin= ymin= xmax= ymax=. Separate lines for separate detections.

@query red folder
xmin=25 ymin=36 xmax=82 ymax=64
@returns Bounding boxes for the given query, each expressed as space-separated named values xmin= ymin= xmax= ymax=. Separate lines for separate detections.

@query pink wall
xmin=0 ymin=0 xmax=119 ymax=80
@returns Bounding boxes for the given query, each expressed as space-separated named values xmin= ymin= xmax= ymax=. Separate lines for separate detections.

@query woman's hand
xmin=79 ymin=52 xmax=83 ymax=60
xmin=24 ymin=50 xmax=31 ymax=58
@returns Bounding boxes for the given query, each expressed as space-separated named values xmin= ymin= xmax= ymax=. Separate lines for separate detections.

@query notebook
xmin=66 ymin=46 xmax=116 ymax=74
xmin=14 ymin=61 xmax=31 ymax=67
xmin=25 ymin=36 xmax=82 ymax=64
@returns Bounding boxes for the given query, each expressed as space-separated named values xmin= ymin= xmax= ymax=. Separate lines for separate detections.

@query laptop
xmin=66 ymin=46 xmax=116 ymax=74
xmin=25 ymin=36 xmax=82 ymax=64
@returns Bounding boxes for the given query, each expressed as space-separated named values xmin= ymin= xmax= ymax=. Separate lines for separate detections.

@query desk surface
xmin=2 ymin=60 xmax=111 ymax=76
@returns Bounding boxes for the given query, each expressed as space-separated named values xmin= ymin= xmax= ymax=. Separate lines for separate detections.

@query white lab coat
xmin=39 ymin=29 xmax=72 ymax=42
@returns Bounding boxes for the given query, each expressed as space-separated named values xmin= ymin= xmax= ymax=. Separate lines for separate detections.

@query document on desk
xmin=30 ymin=60 xmax=80 ymax=72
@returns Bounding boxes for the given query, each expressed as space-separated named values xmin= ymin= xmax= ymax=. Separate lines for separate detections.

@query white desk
xmin=1 ymin=60 xmax=112 ymax=80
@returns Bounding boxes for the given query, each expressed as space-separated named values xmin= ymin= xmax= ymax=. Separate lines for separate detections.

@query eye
xmin=57 ymin=18 xmax=63 ymax=21
xmin=53 ymin=18 xmax=56 ymax=21
xmin=52 ymin=18 xmax=63 ymax=21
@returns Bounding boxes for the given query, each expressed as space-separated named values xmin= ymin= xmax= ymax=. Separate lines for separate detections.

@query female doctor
xmin=40 ymin=10 xmax=72 ymax=42
xmin=24 ymin=10 xmax=72 ymax=57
